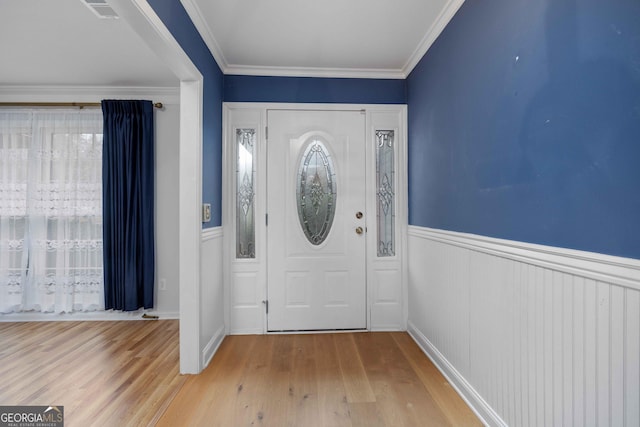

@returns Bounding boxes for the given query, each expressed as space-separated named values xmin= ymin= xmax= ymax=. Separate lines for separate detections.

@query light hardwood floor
xmin=0 ymin=320 xmax=481 ymax=426
xmin=0 ymin=320 xmax=184 ymax=427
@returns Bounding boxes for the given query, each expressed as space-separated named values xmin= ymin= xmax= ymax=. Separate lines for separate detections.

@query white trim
xmin=180 ymin=0 xmax=228 ymax=72
xmin=0 ymin=310 xmax=179 ymax=322
xmin=399 ymin=110 xmax=409 ymax=329
xmin=409 ymin=226 xmax=640 ymax=291
xmin=201 ymin=324 xmax=225 ymax=367
xmin=266 ymin=329 xmax=368 ymax=336
xmin=202 ymin=227 xmax=223 ymax=242
xmin=0 ymin=85 xmax=179 ymax=102
xmin=402 ymin=0 xmax=465 ymax=76
xmin=221 ymin=105 xmax=232 ymax=335
xmin=223 ymin=64 xmax=406 ymax=80
xmin=224 ymin=102 xmax=403 ymax=112
xmin=408 ymin=321 xmax=504 ymax=427
xmin=178 ymin=79 xmax=204 ymax=374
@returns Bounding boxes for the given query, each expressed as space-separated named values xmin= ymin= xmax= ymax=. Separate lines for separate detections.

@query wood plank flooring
xmin=0 ymin=320 xmax=482 ymax=427
xmin=157 ymin=332 xmax=482 ymax=427
xmin=0 ymin=320 xmax=185 ymax=427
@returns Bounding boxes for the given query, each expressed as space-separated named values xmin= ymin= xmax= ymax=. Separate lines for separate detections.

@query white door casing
xmin=223 ymin=103 xmax=407 ymax=335
xmin=266 ymin=110 xmax=367 ymax=331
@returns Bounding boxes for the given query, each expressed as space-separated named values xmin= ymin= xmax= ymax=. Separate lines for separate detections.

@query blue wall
xmin=407 ymin=0 xmax=640 ymax=259
xmin=224 ymin=75 xmax=406 ymax=104
xmin=148 ymin=0 xmax=224 ymax=228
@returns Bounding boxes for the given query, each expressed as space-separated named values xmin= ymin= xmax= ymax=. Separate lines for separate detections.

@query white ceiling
xmin=0 ymin=0 xmax=178 ymax=87
xmin=0 ymin=0 xmax=464 ymax=88
xmin=183 ymin=0 xmax=464 ymax=78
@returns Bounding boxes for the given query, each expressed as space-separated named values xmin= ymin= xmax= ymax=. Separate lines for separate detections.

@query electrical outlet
xmin=202 ymin=203 xmax=211 ymax=222
xmin=159 ymin=278 xmax=166 ymax=291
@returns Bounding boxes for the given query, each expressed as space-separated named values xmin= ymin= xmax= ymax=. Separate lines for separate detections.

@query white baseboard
xmin=0 ymin=309 xmax=179 ymax=322
xmin=229 ymin=328 xmax=264 ymax=335
xmin=202 ymin=324 xmax=226 ymax=368
xmin=407 ymin=321 xmax=504 ymax=427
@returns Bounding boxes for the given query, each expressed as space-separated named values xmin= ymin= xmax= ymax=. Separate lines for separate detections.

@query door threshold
xmin=266 ymin=328 xmax=368 ymax=335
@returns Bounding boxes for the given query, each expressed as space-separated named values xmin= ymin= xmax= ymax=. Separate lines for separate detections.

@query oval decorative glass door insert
xmin=296 ymin=139 xmax=337 ymax=245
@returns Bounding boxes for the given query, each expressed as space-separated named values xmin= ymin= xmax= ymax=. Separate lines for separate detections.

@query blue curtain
xmin=101 ymin=100 xmax=155 ymax=311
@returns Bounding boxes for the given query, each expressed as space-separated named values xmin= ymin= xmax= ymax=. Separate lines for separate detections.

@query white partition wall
xmin=407 ymin=226 xmax=640 ymax=427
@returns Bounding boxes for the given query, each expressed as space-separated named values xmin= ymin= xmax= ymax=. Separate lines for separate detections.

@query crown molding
xmin=180 ymin=0 xmax=229 ymax=71
xmin=402 ymin=0 xmax=465 ymax=77
xmin=223 ymin=64 xmax=406 ymax=80
xmin=0 ymin=85 xmax=180 ymax=103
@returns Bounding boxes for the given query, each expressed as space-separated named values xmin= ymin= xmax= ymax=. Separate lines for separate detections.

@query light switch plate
xmin=202 ymin=203 xmax=211 ymax=222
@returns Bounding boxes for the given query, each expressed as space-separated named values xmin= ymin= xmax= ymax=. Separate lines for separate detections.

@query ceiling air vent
xmin=81 ymin=0 xmax=119 ymax=19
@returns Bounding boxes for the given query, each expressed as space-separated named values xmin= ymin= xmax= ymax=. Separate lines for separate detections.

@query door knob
xmin=355 ymin=211 xmax=363 ymax=219
xmin=355 ymin=226 xmax=364 ymax=235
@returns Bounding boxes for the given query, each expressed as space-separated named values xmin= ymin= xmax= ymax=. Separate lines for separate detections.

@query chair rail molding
xmin=409 ymin=226 xmax=640 ymax=290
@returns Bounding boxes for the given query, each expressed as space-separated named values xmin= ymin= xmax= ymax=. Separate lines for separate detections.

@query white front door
xmin=267 ymin=110 xmax=367 ymax=331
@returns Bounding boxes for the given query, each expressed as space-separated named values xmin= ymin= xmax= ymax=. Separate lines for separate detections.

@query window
xmin=236 ymin=128 xmax=256 ymax=258
xmin=0 ymin=109 xmax=104 ymax=313
xmin=375 ymin=130 xmax=395 ymax=257
xmin=296 ymin=138 xmax=337 ymax=246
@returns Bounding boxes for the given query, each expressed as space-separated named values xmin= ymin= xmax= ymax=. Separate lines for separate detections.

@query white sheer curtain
xmin=0 ymin=111 xmax=30 ymax=312
xmin=0 ymin=109 xmax=104 ymax=313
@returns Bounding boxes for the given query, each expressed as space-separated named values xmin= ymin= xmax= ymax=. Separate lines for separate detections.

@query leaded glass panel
xmin=376 ymin=130 xmax=395 ymax=256
xmin=296 ymin=139 xmax=336 ymax=245
xmin=236 ymin=129 xmax=255 ymax=258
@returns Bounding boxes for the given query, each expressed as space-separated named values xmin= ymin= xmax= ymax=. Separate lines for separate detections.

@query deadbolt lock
xmin=355 ymin=211 xmax=363 ymax=219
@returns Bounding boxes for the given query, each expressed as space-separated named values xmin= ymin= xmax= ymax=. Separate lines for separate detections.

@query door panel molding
xmin=223 ymin=103 xmax=408 ymax=334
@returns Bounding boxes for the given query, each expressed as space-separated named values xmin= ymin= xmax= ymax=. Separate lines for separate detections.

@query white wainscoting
xmin=407 ymin=226 xmax=640 ymax=427
xmin=200 ymin=227 xmax=226 ymax=368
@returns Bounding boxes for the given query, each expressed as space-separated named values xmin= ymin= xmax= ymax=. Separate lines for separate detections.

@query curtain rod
xmin=0 ymin=102 xmax=164 ymax=109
